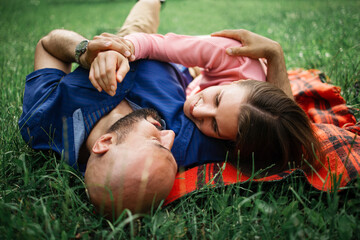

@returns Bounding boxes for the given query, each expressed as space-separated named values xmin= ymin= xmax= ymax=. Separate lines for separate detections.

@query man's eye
xmin=146 ymin=117 xmax=163 ymax=130
xmin=155 ymin=124 xmax=163 ymax=130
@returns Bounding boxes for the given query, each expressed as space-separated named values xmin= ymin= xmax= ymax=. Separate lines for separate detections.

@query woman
xmin=88 ymin=29 xmax=322 ymax=176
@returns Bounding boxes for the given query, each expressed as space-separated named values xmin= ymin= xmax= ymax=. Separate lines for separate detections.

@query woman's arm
xmin=125 ymin=33 xmax=222 ymax=69
xmin=88 ymin=32 xmax=267 ymax=95
xmin=211 ymin=29 xmax=293 ymax=99
xmin=124 ymin=33 xmax=266 ymax=82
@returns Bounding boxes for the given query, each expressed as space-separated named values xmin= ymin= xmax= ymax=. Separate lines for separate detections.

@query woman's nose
xmin=159 ymin=130 xmax=175 ymax=150
xmin=192 ymin=104 xmax=216 ymax=119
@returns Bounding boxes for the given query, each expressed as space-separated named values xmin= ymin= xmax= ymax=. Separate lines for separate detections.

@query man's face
xmin=85 ymin=108 xmax=177 ymax=215
xmin=108 ymin=108 xmax=177 ymax=171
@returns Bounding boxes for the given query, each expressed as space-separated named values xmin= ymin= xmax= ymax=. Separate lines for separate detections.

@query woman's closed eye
xmin=212 ymin=118 xmax=218 ymax=135
xmin=215 ymin=92 xmax=220 ymax=107
xmin=212 ymin=92 xmax=221 ymax=134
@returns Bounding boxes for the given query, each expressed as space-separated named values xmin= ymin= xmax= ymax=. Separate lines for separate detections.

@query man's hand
xmin=80 ymin=33 xmax=135 ymax=69
xmin=35 ymin=29 xmax=133 ymax=96
xmin=89 ymin=50 xmax=130 ymax=96
xmin=211 ymin=29 xmax=282 ymax=60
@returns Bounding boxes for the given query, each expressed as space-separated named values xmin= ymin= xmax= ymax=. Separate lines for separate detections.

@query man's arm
xmin=211 ymin=29 xmax=293 ymax=99
xmin=34 ymin=29 xmax=85 ymax=73
xmin=34 ymin=29 xmax=134 ymax=74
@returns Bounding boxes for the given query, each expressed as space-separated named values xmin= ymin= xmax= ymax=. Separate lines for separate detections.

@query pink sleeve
xmin=125 ymin=33 xmax=266 ymax=85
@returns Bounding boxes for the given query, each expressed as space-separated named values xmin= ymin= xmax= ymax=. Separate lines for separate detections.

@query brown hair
xmin=230 ymin=80 xmax=322 ymax=176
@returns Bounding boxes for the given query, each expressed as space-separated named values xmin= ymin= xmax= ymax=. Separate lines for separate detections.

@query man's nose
xmin=159 ymin=130 xmax=175 ymax=150
xmin=192 ymin=104 xmax=216 ymax=119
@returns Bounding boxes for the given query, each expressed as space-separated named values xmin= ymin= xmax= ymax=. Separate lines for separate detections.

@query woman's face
xmin=183 ymin=84 xmax=248 ymax=140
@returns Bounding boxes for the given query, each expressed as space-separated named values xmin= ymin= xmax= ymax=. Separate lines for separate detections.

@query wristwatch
xmin=75 ymin=40 xmax=89 ymax=64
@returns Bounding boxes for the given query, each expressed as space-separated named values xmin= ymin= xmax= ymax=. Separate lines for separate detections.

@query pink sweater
xmin=125 ymin=33 xmax=266 ymax=96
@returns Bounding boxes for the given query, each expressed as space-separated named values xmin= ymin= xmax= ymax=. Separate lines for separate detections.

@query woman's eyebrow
xmin=215 ymin=90 xmax=225 ymax=138
xmin=218 ymin=90 xmax=224 ymax=106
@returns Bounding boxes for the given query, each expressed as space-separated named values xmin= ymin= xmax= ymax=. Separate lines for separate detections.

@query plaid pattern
xmin=165 ymin=69 xmax=360 ymax=205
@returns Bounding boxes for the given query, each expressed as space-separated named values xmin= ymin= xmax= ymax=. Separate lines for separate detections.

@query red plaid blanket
xmin=165 ymin=69 xmax=360 ymax=205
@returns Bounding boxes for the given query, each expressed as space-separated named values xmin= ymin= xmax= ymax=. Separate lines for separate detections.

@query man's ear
xmin=92 ymin=133 xmax=115 ymax=154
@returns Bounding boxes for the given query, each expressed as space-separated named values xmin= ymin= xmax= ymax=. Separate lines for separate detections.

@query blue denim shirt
xmin=19 ymin=60 xmax=228 ymax=173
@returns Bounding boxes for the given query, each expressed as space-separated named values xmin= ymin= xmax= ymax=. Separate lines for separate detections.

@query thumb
xmin=88 ymin=40 xmax=112 ymax=52
xmin=226 ymin=46 xmax=249 ymax=56
xmin=211 ymin=30 xmax=237 ymax=38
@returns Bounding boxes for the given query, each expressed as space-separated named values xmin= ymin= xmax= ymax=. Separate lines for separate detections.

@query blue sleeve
xmin=20 ymin=68 xmax=66 ymax=117
xmin=18 ymin=68 xmax=66 ymax=148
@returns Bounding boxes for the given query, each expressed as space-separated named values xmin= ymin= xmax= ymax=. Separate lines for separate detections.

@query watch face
xmin=75 ymin=40 xmax=89 ymax=64
xmin=77 ymin=40 xmax=89 ymax=53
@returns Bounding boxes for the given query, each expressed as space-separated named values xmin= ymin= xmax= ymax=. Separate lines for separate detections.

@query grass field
xmin=1 ymin=0 xmax=360 ymax=239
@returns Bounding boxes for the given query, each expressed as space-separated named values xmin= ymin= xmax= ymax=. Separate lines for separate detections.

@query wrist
xmin=75 ymin=39 xmax=89 ymax=66
xmin=125 ymin=39 xmax=135 ymax=56
xmin=265 ymin=43 xmax=284 ymax=62
xmin=266 ymin=42 xmax=283 ymax=61
xmin=79 ymin=53 xmax=90 ymax=69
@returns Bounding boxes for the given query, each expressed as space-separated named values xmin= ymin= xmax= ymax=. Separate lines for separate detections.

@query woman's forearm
xmin=125 ymin=33 xmax=220 ymax=68
xmin=266 ymin=45 xmax=293 ymax=99
xmin=125 ymin=32 xmax=266 ymax=82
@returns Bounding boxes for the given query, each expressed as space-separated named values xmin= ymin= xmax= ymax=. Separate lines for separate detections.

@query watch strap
xmin=75 ymin=40 xmax=89 ymax=64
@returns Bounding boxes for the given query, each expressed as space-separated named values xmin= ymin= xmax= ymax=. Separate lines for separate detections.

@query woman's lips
xmin=190 ymin=97 xmax=200 ymax=118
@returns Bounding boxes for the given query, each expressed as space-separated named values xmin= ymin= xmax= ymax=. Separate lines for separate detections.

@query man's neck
xmin=85 ymin=99 xmax=133 ymax=152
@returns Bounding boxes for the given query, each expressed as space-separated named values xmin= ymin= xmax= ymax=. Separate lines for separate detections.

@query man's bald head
xmin=84 ymin=109 xmax=177 ymax=218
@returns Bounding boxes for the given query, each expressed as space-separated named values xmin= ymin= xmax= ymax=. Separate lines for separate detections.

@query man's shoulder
xmin=18 ymin=67 xmax=110 ymax=172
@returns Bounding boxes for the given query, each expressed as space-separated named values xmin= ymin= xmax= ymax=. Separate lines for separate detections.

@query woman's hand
xmin=211 ymin=29 xmax=282 ymax=60
xmin=89 ymin=50 xmax=130 ymax=96
xmin=80 ymin=33 xmax=135 ymax=69
xmin=212 ymin=29 xmax=293 ymax=99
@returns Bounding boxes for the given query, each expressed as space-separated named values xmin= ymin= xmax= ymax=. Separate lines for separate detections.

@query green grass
xmin=1 ymin=0 xmax=360 ymax=239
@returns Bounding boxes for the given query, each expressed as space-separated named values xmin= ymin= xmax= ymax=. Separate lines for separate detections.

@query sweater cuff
xmin=124 ymin=33 xmax=148 ymax=60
